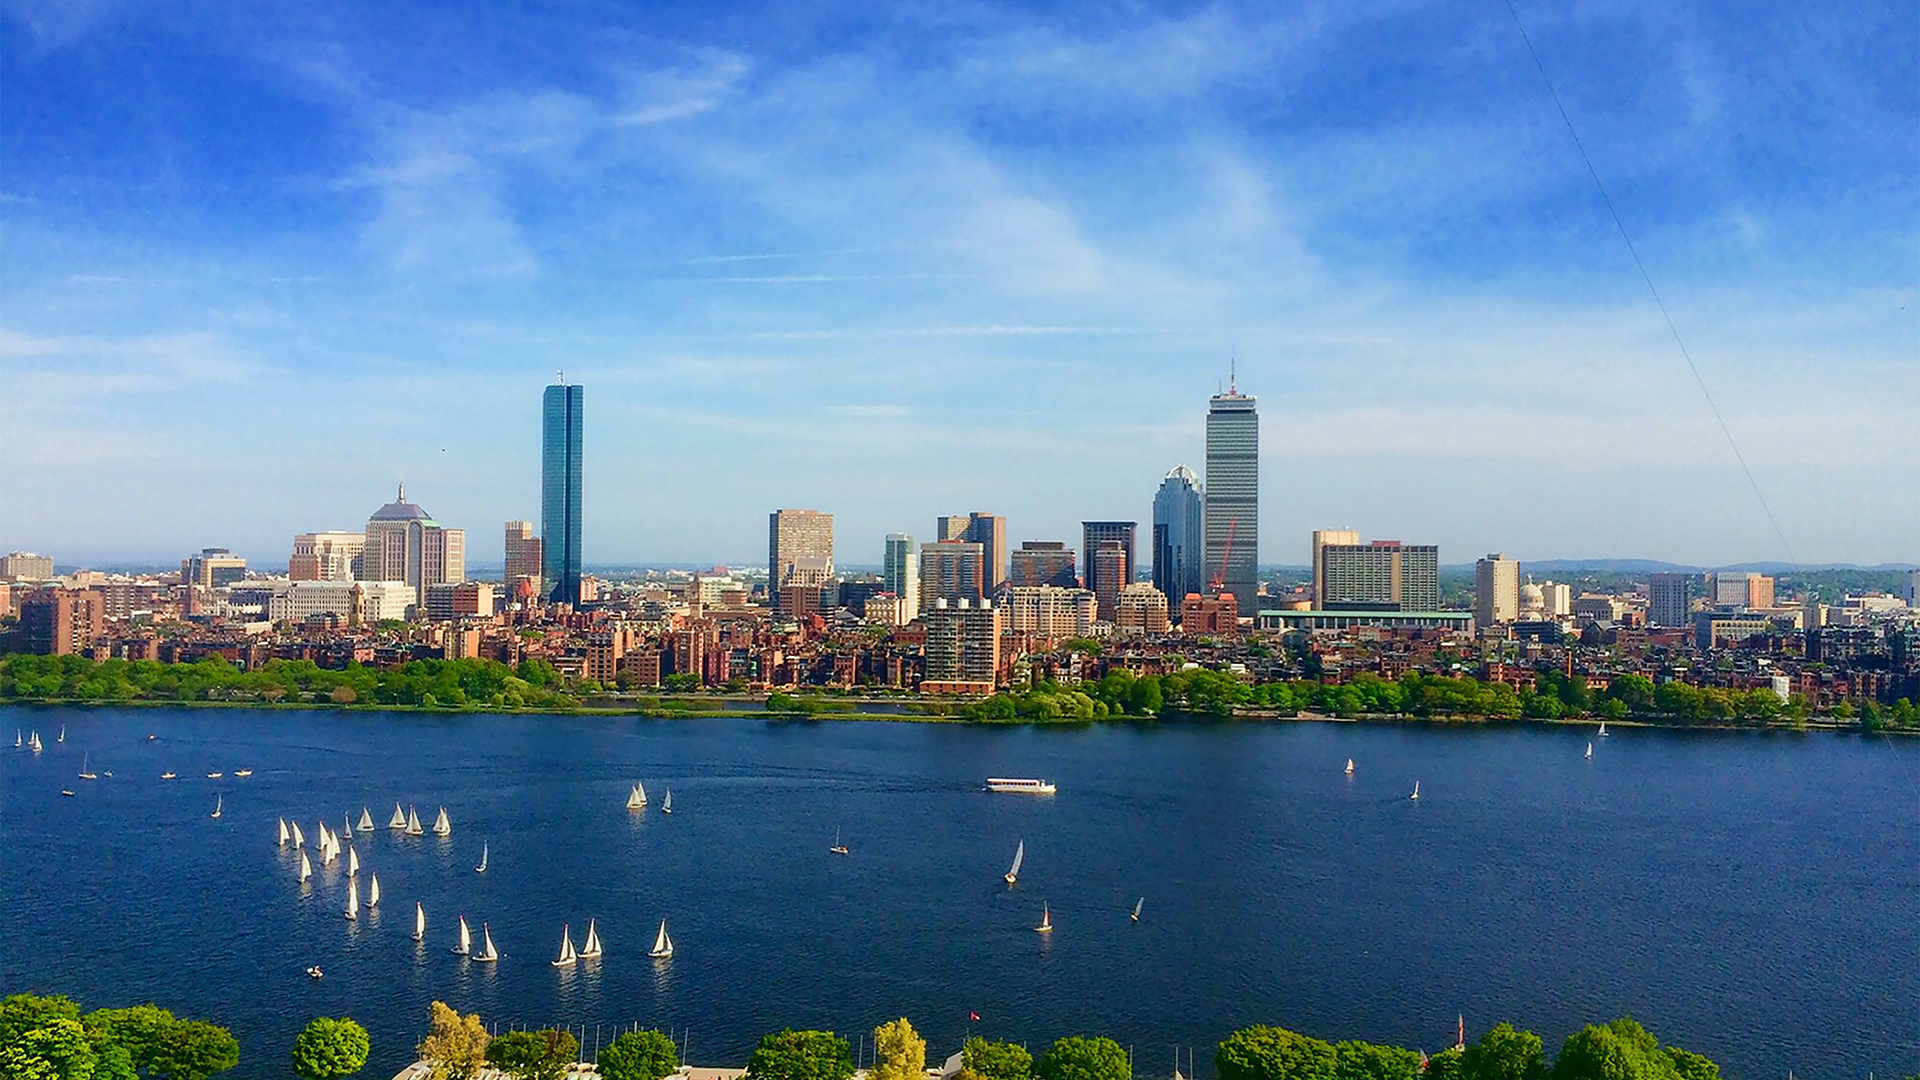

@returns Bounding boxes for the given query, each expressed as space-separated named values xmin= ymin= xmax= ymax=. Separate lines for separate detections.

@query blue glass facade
xmin=541 ymin=383 xmax=583 ymax=605
xmin=1152 ymin=465 xmax=1205 ymax=606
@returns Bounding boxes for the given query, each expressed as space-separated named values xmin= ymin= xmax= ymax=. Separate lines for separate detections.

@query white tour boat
xmin=985 ymin=777 xmax=1057 ymax=795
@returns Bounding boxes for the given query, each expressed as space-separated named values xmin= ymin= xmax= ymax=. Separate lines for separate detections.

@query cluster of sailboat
xmin=626 ymin=781 xmax=672 ymax=814
xmin=279 ymin=815 xmax=383 ymax=917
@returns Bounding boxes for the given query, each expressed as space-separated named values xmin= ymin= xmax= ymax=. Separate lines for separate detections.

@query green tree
xmin=1 ymin=1016 xmax=98 ymax=1080
xmin=147 ymin=1020 xmax=239 ymax=1080
xmin=1459 ymin=1024 xmax=1544 ymax=1080
xmin=84 ymin=1005 xmax=175 ymax=1074
xmin=1424 ymin=1050 xmax=1464 ymax=1080
xmin=1660 ymin=1050 xmax=1716 ymax=1080
xmin=960 ymin=1038 xmax=1034 ymax=1080
xmin=598 ymin=1031 xmax=680 ymax=1080
xmin=291 ymin=1018 xmax=370 ymax=1080
xmin=870 ymin=1020 xmax=926 ymax=1080
xmin=1331 ymin=1041 xmax=1420 ymax=1080
xmin=0 ymin=994 xmax=83 ymax=1049
xmin=1037 ymin=1037 xmax=1131 ymax=1080
xmin=1217 ymin=1027 xmax=1336 ymax=1080
xmin=746 ymin=1030 xmax=853 ymax=1080
xmin=485 ymin=1030 xmax=579 ymax=1080
xmin=417 ymin=1003 xmax=490 ymax=1080
xmin=1549 ymin=1019 xmax=1674 ymax=1080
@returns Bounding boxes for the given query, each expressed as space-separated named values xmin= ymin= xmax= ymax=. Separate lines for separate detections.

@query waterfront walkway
xmin=392 ymin=1064 xmax=749 ymax=1080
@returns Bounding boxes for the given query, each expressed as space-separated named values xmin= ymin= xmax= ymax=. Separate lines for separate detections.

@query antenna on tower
xmin=557 ymin=369 xmax=565 ymax=386
xmin=1230 ymin=355 xmax=1237 ymax=395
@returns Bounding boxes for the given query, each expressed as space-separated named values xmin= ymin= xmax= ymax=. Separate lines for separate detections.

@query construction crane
xmin=1209 ymin=518 xmax=1236 ymax=594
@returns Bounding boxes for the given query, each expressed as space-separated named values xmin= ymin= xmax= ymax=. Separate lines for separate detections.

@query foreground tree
xmin=85 ymin=1005 xmax=177 ymax=1073
xmin=0 ymin=995 xmax=83 ymax=1049
xmin=1037 ymin=1037 xmax=1131 ymax=1080
xmin=0 ymin=1015 xmax=98 ymax=1080
xmin=870 ymin=1020 xmax=926 ymax=1080
xmin=1459 ymin=1024 xmax=1545 ymax=1080
xmin=417 ymin=1003 xmax=490 ymax=1080
xmin=960 ymin=1038 xmax=1033 ymax=1080
xmin=148 ymin=1020 xmax=239 ymax=1080
xmin=1217 ymin=1027 xmax=1337 ymax=1080
xmin=1332 ymin=1040 xmax=1421 ymax=1080
xmin=1550 ymin=1018 xmax=1717 ymax=1080
xmin=292 ymin=1018 xmax=370 ymax=1080
xmin=746 ymin=1030 xmax=854 ymax=1080
xmin=486 ymin=1029 xmax=579 ymax=1080
xmin=598 ymin=1030 xmax=679 ymax=1080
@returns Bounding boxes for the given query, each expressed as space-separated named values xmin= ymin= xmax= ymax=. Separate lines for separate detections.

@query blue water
xmin=1 ymin=709 xmax=1916 ymax=1080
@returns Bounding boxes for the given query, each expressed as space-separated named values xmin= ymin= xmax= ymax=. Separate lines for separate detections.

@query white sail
xmin=367 ymin=873 xmax=380 ymax=907
xmin=627 ymin=783 xmax=645 ymax=810
xmin=413 ymin=902 xmax=426 ymax=941
xmin=581 ymin=919 xmax=602 ymax=958
xmin=406 ymin=807 xmax=423 ymax=835
xmin=1035 ymin=904 xmax=1052 ymax=933
xmin=292 ymin=822 xmax=305 ymax=848
xmin=432 ymin=807 xmax=451 ymax=836
xmin=343 ymin=815 xmax=355 ymax=842
xmin=635 ymin=780 xmax=648 ymax=804
xmin=1132 ymin=897 xmax=1143 ymax=921
xmin=1005 ymin=840 xmax=1024 ymax=884
xmin=211 ymin=794 xmax=221 ymax=818
xmin=321 ymin=836 xmax=335 ymax=865
xmin=358 ymin=807 xmax=375 ymax=831
xmin=662 ymin=789 xmax=672 ymax=814
xmin=12 ymin=731 xmax=18 ymax=748
xmin=454 ymin=916 xmax=471 ymax=955
xmin=344 ymin=877 xmax=359 ymax=920
xmin=552 ymin=924 xmax=577 ymax=966
xmin=278 ymin=818 xmax=290 ymax=846
xmin=29 ymin=732 xmax=41 ymax=752
xmin=348 ymin=847 xmax=360 ymax=877
xmin=1599 ymin=721 xmax=1609 ymax=737
xmin=1585 ymin=742 xmax=1593 ymax=759
xmin=1410 ymin=781 xmax=1421 ymax=801
xmin=475 ymin=843 xmax=488 ymax=873
xmin=649 ymin=919 xmax=673 ymax=958
xmin=476 ymin=924 xmax=498 ymax=962
xmin=58 ymin=726 xmax=65 ymax=743
xmin=1345 ymin=758 xmax=1355 ymax=775
xmin=389 ymin=803 xmax=407 ymax=829
xmin=299 ymin=852 xmax=312 ymax=881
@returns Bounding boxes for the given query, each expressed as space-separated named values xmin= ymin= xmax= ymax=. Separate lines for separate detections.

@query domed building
xmin=364 ymin=484 xmax=466 ymax=605
xmin=1519 ymin=577 xmax=1547 ymax=621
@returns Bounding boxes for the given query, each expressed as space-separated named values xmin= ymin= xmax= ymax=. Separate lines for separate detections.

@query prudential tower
xmin=1204 ymin=374 xmax=1258 ymax=616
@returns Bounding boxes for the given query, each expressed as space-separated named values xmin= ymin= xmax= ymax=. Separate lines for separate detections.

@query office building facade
xmin=883 ymin=533 xmax=920 ymax=615
xmin=181 ymin=548 xmax=247 ymax=589
xmin=541 ymin=382 xmax=584 ymax=606
xmin=1204 ymin=383 xmax=1259 ymax=614
xmin=1115 ymin=582 xmax=1171 ymax=634
xmin=919 ymin=539 xmax=984 ymax=610
xmin=289 ymin=532 xmax=365 ymax=582
xmin=1082 ymin=521 xmax=1137 ymax=622
xmin=1011 ymin=541 xmax=1078 ymax=589
xmin=0 ymin=552 xmax=54 ymax=582
xmin=1475 ymin=553 xmax=1520 ymax=625
xmin=923 ymin=598 xmax=1003 ymax=687
xmin=1152 ymin=466 xmax=1205 ymax=608
xmin=1003 ymin=586 xmax=1097 ymax=639
xmin=937 ymin=513 xmax=1006 ymax=591
xmin=365 ymin=485 xmax=466 ymax=605
xmin=1311 ymin=529 xmax=1361 ymax=606
xmin=1649 ymin=573 xmax=1692 ymax=628
xmin=768 ymin=509 xmax=834 ymax=613
xmin=1320 ymin=541 xmax=1440 ymax=611
xmin=505 ymin=521 xmax=543 ymax=593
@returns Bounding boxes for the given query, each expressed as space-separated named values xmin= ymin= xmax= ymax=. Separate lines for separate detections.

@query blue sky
xmin=2 ymin=0 xmax=1914 ymax=569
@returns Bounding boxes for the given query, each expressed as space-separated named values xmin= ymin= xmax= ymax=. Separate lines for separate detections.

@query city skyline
xmin=3 ymin=2 xmax=1913 ymax=567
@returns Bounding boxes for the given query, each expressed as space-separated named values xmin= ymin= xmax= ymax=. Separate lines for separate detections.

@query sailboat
xmin=1004 ymin=840 xmax=1024 ymax=886
xmin=234 ymin=769 xmax=251 ymax=778
xmin=206 ymin=770 xmax=222 ymax=778
xmin=389 ymin=803 xmax=407 ymax=829
xmin=406 ymin=806 xmax=423 ymax=836
xmin=552 ymin=924 xmax=578 ymax=967
xmin=1035 ymin=904 xmax=1053 ymax=933
xmin=1598 ymin=721 xmax=1610 ymax=737
xmin=1585 ymin=742 xmax=1593 ymax=760
xmin=626 ymin=782 xmax=648 ymax=810
xmin=291 ymin=822 xmax=305 ymax=848
xmin=475 ymin=843 xmax=488 ymax=874
xmin=580 ymin=919 xmax=602 ymax=959
xmin=78 ymin=753 xmax=97 ymax=781
xmin=1345 ymin=758 xmax=1355 ymax=776
xmin=453 ymin=916 xmax=472 ymax=955
xmin=344 ymin=877 xmax=360 ymax=920
xmin=432 ymin=807 xmax=451 ymax=836
xmin=278 ymin=818 xmax=290 ymax=846
xmin=662 ymin=789 xmax=672 ymax=815
xmin=321 ymin=834 xmax=336 ymax=865
xmin=1131 ymin=897 xmax=1143 ymax=923
xmin=1409 ymin=781 xmax=1421 ymax=801
xmin=412 ymin=903 xmax=426 ymax=941
xmin=12 ymin=731 xmax=18 ymax=748
xmin=367 ymin=874 xmax=380 ymax=907
xmin=57 ymin=726 xmax=65 ymax=743
xmin=474 ymin=924 xmax=498 ymax=963
xmin=299 ymin=851 xmax=313 ymax=882
xmin=830 ymin=828 xmax=849 ymax=855
xmin=343 ymin=814 xmax=355 ymax=842
xmin=210 ymin=794 xmax=222 ymax=818
xmin=28 ymin=732 xmax=42 ymax=753
xmin=160 ymin=771 xmax=176 ymax=780
xmin=347 ymin=846 xmax=360 ymax=877
xmin=357 ymin=807 xmax=375 ymax=831
xmin=648 ymin=919 xmax=674 ymax=959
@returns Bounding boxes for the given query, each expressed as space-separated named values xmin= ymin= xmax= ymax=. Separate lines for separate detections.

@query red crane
xmin=1209 ymin=517 xmax=1236 ymax=594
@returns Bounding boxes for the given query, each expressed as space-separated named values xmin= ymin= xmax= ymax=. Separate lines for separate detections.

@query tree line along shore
xmin=3 ymin=654 xmax=1917 ymax=733
xmin=2 ymin=991 xmax=1761 ymax=1080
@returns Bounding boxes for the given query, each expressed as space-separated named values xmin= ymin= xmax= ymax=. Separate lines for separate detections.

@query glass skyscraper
xmin=541 ymin=382 xmax=583 ymax=606
xmin=1204 ymin=381 xmax=1258 ymax=614
xmin=1152 ymin=465 xmax=1204 ymax=607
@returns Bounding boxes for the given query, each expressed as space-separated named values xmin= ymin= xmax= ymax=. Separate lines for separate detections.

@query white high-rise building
xmin=1476 ymin=553 xmax=1520 ymax=625
xmin=1204 ymin=378 xmax=1259 ymax=615
xmin=883 ymin=533 xmax=919 ymax=615
xmin=364 ymin=484 xmax=466 ymax=606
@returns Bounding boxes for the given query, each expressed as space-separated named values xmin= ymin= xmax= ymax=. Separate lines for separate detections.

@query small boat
xmin=299 ymin=852 xmax=312 ymax=882
xmin=1409 ymin=781 xmax=1421 ymax=802
xmin=1004 ymin=840 xmax=1024 ymax=886
xmin=57 ymin=726 xmax=65 ymax=743
xmin=160 ymin=772 xmax=177 ymax=781
xmin=29 ymin=732 xmax=42 ymax=753
xmin=344 ymin=877 xmax=360 ymax=920
xmin=406 ymin=806 xmax=424 ymax=836
xmin=210 ymin=794 xmax=222 ymax=819
xmin=453 ymin=916 xmax=471 ymax=955
xmin=1131 ymin=897 xmax=1143 ymax=922
xmin=321 ymin=836 xmax=336 ymax=865
xmin=627 ymin=782 xmax=648 ymax=810
xmin=357 ymin=807 xmax=374 ymax=831
xmin=662 ymin=789 xmax=672 ymax=814
xmin=388 ymin=803 xmax=407 ymax=830
xmin=343 ymin=814 xmax=354 ymax=842
xmin=278 ymin=818 xmax=290 ymax=845
xmin=12 ymin=731 xmax=18 ymax=748
xmin=985 ymin=777 xmax=1057 ymax=795
xmin=347 ymin=846 xmax=360 ymax=877
xmin=147 ymin=734 xmax=156 ymax=742
xmin=829 ymin=828 xmax=849 ymax=856
xmin=78 ymin=753 xmax=97 ymax=781
xmin=412 ymin=902 xmax=426 ymax=941
xmin=473 ymin=923 xmax=498 ymax=963
xmin=206 ymin=771 xmax=222 ymax=779
xmin=432 ymin=807 xmax=451 ymax=836
xmin=1345 ymin=758 xmax=1355 ymax=776
xmin=648 ymin=919 xmax=674 ymax=959
xmin=367 ymin=873 xmax=380 ymax=907
xmin=1035 ymin=904 xmax=1053 ymax=933
xmin=552 ymin=924 xmax=578 ymax=967
xmin=580 ymin=919 xmax=602 ymax=959
xmin=475 ymin=843 xmax=488 ymax=874
xmin=291 ymin=821 xmax=305 ymax=847
xmin=1585 ymin=742 xmax=1593 ymax=760
xmin=306 ymin=966 xmax=323 ymax=979
xmin=234 ymin=769 xmax=252 ymax=778
xmin=1598 ymin=721 xmax=1610 ymax=737
xmin=102 ymin=771 xmax=111 ymax=778
xmin=60 ymin=789 xmax=76 ymax=797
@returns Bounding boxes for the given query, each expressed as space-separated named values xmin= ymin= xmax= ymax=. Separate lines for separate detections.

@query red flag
xmin=969 ymin=1011 xmax=980 ymax=1022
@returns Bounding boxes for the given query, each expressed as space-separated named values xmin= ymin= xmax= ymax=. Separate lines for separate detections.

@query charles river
xmin=2 ymin=709 xmax=1916 ymax=1079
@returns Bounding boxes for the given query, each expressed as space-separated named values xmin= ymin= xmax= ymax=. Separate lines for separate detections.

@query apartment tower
xmin=768 ymin=510 xmax=835 ymax=613
xmin=883 ymin=533 xmax=920 ymax=614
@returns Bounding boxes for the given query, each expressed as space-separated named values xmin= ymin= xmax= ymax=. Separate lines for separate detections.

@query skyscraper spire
xmin=397 ymin=481 xmax=405 ymax=503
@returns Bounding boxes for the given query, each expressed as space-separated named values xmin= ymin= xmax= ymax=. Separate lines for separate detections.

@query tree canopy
xmin=1037 ymin=1037 xmax=1131 ymax=1080
xmin=291 ymin=1018 xmax=370 ymax=1080
xmin=746 ymin=1030 xmax=854 ymax=1080
xmin=485 ymin=1029 xmax=579 ymax=1080
xmin=870 ymin=1020 xmax=926 ymax=1080
xmin=961 ymin=1037 xmax=1034 ymax=1080
xmin=598 ymin=1031 xmax=680 ymax=1080
xmin=0 ymin=995 xmax=236 ymax=1080
xmin=417 ymin=1002 xmax=490 ymax=1080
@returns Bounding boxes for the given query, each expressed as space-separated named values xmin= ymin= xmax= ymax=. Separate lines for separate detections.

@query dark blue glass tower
xmin=541 ymin=382 xmax=583 ymax=605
